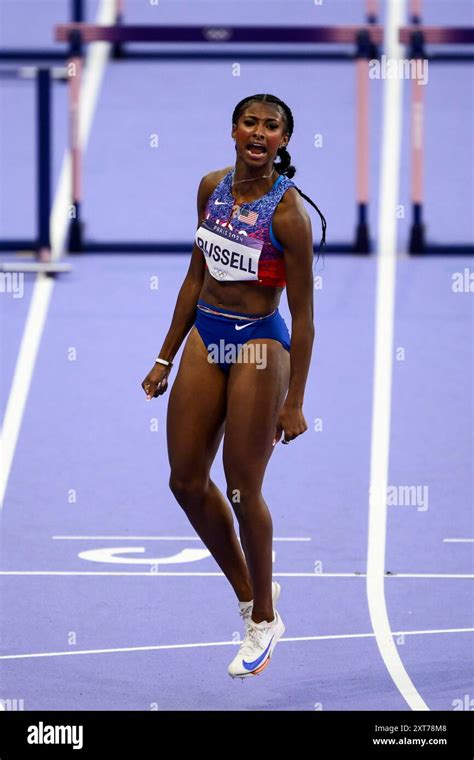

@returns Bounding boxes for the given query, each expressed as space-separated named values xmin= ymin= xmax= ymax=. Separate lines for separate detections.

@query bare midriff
xmin=199 ymin=275 xmax=284 ymax=318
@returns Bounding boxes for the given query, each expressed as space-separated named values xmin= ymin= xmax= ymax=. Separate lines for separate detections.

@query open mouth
xmin=246 ymin=143 xmax=267 ymax=159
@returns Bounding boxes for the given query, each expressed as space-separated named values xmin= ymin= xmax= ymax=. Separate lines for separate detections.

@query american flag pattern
xmin=238 ymin=208 xmax=259 ymax=225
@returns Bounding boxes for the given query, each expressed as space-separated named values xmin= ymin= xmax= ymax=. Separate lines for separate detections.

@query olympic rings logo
xmin=203 ymin=27 xmax=233 ymax=42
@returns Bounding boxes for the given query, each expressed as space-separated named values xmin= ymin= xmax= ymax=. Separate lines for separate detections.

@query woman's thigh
xmin=167 ymin=326 xmax=228 ymax=482
xmin=223 ymin=339 xmax=290 ymax=492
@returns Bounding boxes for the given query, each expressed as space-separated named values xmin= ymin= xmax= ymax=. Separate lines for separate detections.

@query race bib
xmin=195 ymin=220 xmax=263 ymax=282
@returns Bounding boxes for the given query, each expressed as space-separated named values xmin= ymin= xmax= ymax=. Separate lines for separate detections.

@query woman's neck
xmin=231 ymin=164 xmax=276 ymax=202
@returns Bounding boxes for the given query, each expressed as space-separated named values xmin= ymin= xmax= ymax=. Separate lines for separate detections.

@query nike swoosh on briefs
xmin=235 ymin=321 xmax=258 ymax=330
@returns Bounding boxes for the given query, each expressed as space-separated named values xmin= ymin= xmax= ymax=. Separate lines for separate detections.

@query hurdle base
xmin=409 ymin=243 xmax=474 ymax=256
xmin=0 ymin=240 xmax=38 ymax=251
xmin=354 ymin=223 xmax=371 ymax=254
xmin=68 ymin=219 xmax=85 ymax=252
xmin=112 ymin=43 xmax=125 ymax=59
xmin=428 ymin=52 xmax=474 ymax=62
xmin=409 ymin=222 xmax=426 ymax=254
xmin=0 ymin=50 xmax=68 ymax=61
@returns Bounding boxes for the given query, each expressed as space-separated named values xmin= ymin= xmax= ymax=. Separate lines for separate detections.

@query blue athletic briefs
xmin=194 ymin=299 xmax=291 ymax=375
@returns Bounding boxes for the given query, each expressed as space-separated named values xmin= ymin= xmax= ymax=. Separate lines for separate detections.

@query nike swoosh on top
xmin=242 ymin=636 xmax=274 ymax=670
xmin=235 ymin=321 xmax=258 ymax=330
xmin=214 ymin=200 xmax=226 ymax=205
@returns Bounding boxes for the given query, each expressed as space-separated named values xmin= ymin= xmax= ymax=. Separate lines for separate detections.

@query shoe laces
xmin=238 ymin=603 xmax=252 ymax=622
xmin=241 ymin=618 xmax=273 ymax=654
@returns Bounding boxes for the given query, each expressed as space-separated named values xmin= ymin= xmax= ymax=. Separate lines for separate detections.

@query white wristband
xmin=155 ymin=357 xmax=172 ymax=367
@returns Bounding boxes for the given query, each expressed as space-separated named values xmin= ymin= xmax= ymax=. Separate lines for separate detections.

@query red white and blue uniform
xmin=193 ymin=169 xmax=295 ymax=374
xmin=195 ymin=168 xmax=296 ymax=287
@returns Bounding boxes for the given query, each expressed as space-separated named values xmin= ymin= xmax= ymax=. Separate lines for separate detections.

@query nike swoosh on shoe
xmin=242 ymin=636 xmax=274 ymax=671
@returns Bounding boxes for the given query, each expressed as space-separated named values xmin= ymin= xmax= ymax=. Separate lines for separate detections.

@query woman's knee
xmin=225 ymin=483 xmax=261 ymax=520
xmin=169 ymin=473 xmax=207 ymax=508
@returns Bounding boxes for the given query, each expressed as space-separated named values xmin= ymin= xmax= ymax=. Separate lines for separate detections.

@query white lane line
xmin=0 ymin=571 xmax=472 ymax=578
xmin=367 ymin=0 xmax=428 ymax=711
xmin=51 ymin=535 xmax=312 ymax=541
xmin=0 ymin=278 xmax=54 ymax=512
xmin=0 ymin=0 xmax=116 ymax=512
xmin=1 ymin=627 xmax=472 ymax=661
xmin=0 ymin=278 xmax=54 ymax=511
xmin=444 ymin=539 xmax=474 ymax=543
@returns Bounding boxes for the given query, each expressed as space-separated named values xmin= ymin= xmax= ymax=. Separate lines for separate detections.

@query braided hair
xmin=232 ymin=93 xmax=327 ymax=261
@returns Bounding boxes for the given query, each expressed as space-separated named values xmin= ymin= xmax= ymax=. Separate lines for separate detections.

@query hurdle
xmin=0 ymin=68 xmax=70 ymax=274
xmin=355 ymin=0 xmax=380 ymax=252
xmin=0 ymin=0 xmax=121 ymax=273
xmin=399 ymin=3 xmax=474 ymax=254
xmin=55 ymin=13 xmax=383 ymax=256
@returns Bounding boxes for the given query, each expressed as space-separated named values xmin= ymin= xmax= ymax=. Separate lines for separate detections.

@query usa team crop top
xmin=194 ymin=169 xmax=296 ymax=288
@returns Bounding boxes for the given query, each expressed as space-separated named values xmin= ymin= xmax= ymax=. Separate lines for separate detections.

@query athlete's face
xmin=231 ymin=103 xmax=289 ymax=169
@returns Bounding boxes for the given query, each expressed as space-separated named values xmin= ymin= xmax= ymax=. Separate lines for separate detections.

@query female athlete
xmin=141 ymin=93 xmax=326 ymax=680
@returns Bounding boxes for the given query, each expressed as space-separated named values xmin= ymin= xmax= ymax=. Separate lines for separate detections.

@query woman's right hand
xmin=141 ymin=363 xmax=172 ymax=399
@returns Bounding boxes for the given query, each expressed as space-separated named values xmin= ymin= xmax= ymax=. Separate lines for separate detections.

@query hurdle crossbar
xmin=55 ymin=22 xmax=385 ymax=62
xmin=55 ymin=23 xmax=384 ymax=46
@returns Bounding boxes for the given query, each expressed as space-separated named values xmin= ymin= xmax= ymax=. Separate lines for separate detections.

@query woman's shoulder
xmin=272 ymin=182 xmax=311 ymax=243
xmin=196 ymin=166 xmax=233 ymax=219
xmin=197 ymin=167 xmax=233 ymax=215
xmin=200 ymin=165 xmax=233 ymax=192
xmin=276 ymin=182 xmax=306 ymax=215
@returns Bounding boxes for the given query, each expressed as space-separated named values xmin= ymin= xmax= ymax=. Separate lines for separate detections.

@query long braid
xmin=232 ymin=93 xmax=327 ymax=260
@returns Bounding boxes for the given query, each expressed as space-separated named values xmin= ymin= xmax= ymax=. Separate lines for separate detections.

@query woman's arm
xmin=273 ymin=188 xmax=315 ymax=409
xmin=154 ymin=174 xmax=212 ymax=364
xmin=141 ymin=171 xmax=218 ymax=399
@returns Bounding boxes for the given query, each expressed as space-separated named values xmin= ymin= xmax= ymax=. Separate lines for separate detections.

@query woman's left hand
xmin=272 ymin=402 xmax=308 ymax=446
